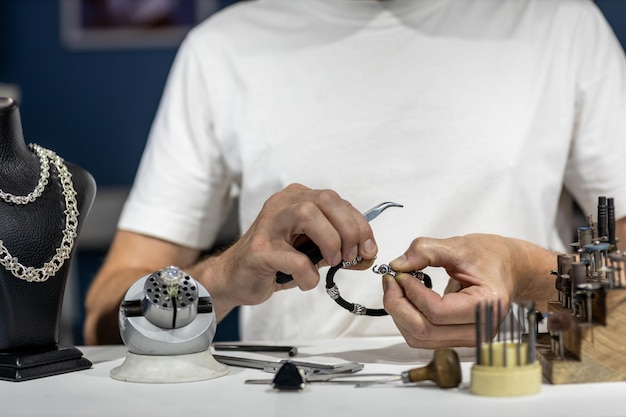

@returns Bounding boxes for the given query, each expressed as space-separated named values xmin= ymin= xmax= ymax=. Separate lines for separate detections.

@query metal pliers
xmin=275 ymin=202 xmax=403 ymax=284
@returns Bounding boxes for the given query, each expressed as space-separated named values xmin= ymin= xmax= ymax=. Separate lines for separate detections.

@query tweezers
xmin=275 ymin=201 xmax=403 ymax=283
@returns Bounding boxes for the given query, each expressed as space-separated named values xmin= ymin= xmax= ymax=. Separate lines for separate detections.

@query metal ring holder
xmin=110 ymin=266 xmax=229 ymax=383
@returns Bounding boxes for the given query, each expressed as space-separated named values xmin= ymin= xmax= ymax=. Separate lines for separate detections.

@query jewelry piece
xmin=0 ymin=144 xmax=79 ymax=282
xmin=0 ymin=143 xmax=51 ymax=204
xmin=325 ymin=260 xmax=432 ymax=316
xmin=372 ymin=264 xmax=433 ymax=288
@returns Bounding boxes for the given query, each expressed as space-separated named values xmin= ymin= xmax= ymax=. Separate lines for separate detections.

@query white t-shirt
xmin=119 ymin=0 xmax=626 ymax=341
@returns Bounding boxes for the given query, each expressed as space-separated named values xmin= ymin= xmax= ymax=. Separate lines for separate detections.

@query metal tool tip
xmin=363 ymin=202 xmax=404 ymax=222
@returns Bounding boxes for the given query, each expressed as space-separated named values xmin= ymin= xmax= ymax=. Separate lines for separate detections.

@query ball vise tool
xmin=110 ymin=266 xmax=229 ymax=383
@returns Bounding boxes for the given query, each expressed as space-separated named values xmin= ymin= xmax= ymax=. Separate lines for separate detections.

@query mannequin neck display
xmin=0 ymin=98 xmax=43 ymax=196
xmin=0 ymin=97 xmax=96 ymax=355
xmin=0 ymin=98 xmax=31 ymax=155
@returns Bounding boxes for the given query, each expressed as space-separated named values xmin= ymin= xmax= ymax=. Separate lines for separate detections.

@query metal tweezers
xmin=275 ymin=201 xmax=403 ymax=284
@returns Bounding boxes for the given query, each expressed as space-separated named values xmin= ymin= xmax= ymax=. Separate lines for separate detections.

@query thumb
xmin=389 ymin=253 xmax=411 ymax=272
xmin=444 ymin=278 xmax=463 ymax=294
xmin=382 ymin=274 xmax=404 ymax=299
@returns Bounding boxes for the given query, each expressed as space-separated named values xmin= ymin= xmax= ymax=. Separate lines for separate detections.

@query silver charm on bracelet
xmin=326 ymin=285 xmax=340 ymax=300
xmin=352 ymin=304 xmax=366 ymax=315
xmin=341 ymin=256 xmax=362 ymax=268
xmin=372 ymin=264 xmax=432 ymax=288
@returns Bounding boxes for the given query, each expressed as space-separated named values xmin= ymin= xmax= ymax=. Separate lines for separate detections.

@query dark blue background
xmin=0 ymin=0 xmax=236 ymax=186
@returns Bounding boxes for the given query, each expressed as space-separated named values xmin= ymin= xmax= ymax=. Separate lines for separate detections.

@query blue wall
xmin=596 ymin=0 xmax=626 ymax=39
xmin=0 ymin=0 xmax=236 ymax=186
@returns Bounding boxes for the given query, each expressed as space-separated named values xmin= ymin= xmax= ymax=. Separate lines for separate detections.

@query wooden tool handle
xmin=401 ymin=348 xmax=462 ymax=388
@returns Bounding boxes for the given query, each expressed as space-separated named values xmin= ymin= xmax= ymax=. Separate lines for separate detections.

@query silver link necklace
xmin=0 ymin=144 xmax=79 ymax=282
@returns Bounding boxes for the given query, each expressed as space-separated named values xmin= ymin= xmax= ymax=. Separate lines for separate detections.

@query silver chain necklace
xmin=0 ymin=144 xmax=79 ymax=282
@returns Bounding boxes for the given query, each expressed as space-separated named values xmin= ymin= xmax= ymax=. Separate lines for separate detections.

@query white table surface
xmin=2 ymin=336 xmax=625 ymax=417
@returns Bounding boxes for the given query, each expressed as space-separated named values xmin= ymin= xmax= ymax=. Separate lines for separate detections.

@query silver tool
xmin=244 ymin=348 xmax=462 ymax=389
xmin=117 ymin=266 xmax=216 ymax=355
xmin=214 ymin=354 xmax=364 ymax=375
xmin=362 ymin=201 xmax=403 ymax=222
xmin=111 ymin=266 xmax=228 ymax=383
xmin=213 ymin=343 xmax=298 ymax=357
xmin=245 ymin=373 xmax=399 ymax=386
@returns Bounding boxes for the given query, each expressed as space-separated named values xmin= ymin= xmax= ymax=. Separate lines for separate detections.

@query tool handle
xmin=275 ymin=240 xmax=323 ymax=284
xmin=401 ymin=366 xmax=431 ymax=384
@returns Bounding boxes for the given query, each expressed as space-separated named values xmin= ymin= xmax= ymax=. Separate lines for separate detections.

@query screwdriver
xmin=355 ymin=348 xmax=462 ymax=388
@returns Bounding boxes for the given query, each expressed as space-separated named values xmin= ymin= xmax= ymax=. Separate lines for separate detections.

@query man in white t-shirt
xmin=84 ymin=0 xmax=626 ymax=346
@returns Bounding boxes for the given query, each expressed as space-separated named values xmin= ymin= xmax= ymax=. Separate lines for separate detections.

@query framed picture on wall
xmin=60 ymin=0 xmax=222 ymax=50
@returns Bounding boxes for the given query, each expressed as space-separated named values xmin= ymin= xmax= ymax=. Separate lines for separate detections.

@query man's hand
xmin=382 ymin=234 xmax=558 ymax=348
xmin=85 ymin=183 xmax=378 ymax=345
xmin=196 ymin=183 xmax=379 ymax=316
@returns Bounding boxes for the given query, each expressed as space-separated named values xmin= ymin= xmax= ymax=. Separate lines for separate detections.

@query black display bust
xmin=0 ymin=97 xmax=96 ymax=381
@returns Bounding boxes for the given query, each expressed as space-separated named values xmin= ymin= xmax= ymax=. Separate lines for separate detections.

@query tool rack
xmin=535 ymin=196 xmax=626 ymax=384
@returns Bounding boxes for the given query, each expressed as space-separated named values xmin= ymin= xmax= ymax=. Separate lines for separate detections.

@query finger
xmin=394 ymin=273 xmax=494 ymax=325
xmin=268 ymin=247 xmax=321 ymax=291
xmin=269 ymin=186 xmax=377 ymax=266
xmin=256 ymin=185 xmax=376 ymax=281
xmin=390 ymin=236 xmax=463 ymax=273
xmin=394 ymin=322 xmax=477 ymax=349
xmin=343 ymin=257 xmax=375 ymax=271
xmin=383 ymin=275 xmax=476 ymax=347
xmin=315 ymin=190 xmax=376 ymax=262
xmin=285 ymin=192 xmax=376 ymax=266
xmin=261 ymin=184 xmax=344 ymax=267
xmin=241 ymin=233 xmax=321 ymax=291
xmin=444 ymin=277 xmax=463 ymax=294
xmin=274 ymin=199 xmax=343 ymax=267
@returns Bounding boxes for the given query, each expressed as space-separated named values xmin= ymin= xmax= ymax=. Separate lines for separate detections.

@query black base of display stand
xmin=0 ymin=345 xmax=92 ymax=382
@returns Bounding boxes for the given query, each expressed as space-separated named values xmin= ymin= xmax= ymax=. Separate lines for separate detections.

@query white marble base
xmin=110 ymin=349 xmax=229 ymax=383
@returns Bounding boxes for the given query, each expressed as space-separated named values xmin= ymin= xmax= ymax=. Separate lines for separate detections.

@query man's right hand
xmin=193 ymin=183 xmax=379 ymax=316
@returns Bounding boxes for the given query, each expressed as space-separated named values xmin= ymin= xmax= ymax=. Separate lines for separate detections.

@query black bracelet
xmin=325 ymin=260 xmax=432 ymax=316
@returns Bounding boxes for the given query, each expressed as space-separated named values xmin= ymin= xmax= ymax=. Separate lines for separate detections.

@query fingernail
xmin=390 ymin=254 xmax=407 ymax=268
xmin=331 ymin=252 xmax=342 ymax=266
xmin=363 ymin=239 xmax=377 ymax=257
xmin=382 ymin=275 xmax=389 ymax=291
xmin=347 ymin=246 xmax=358 ymax=261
